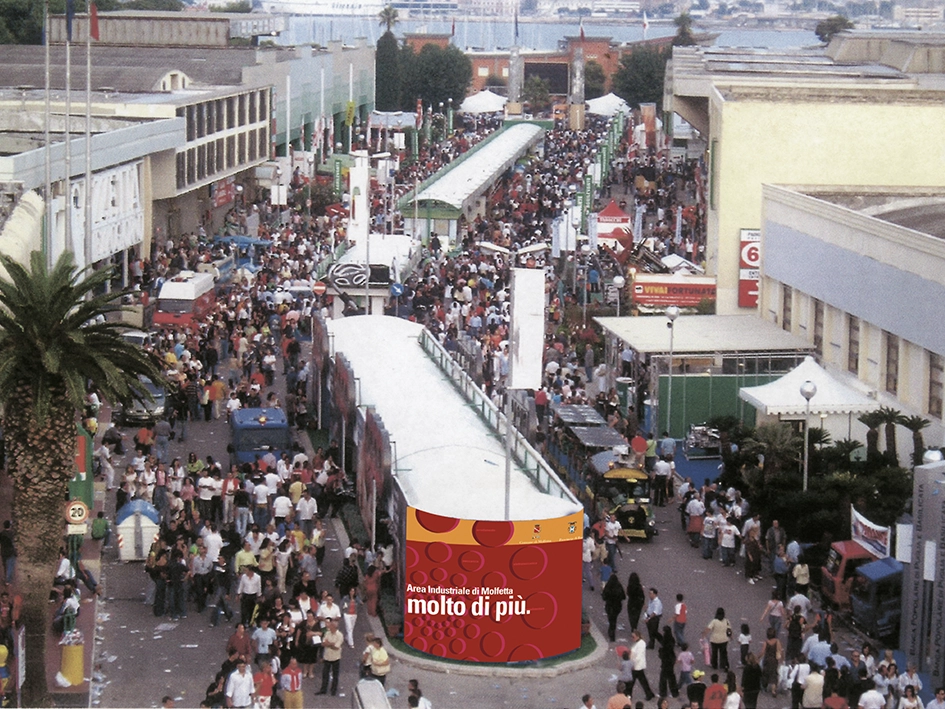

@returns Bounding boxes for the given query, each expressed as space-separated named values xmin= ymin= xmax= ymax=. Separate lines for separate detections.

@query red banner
xmin=212 ymin=176 xmax=236 ymax=209
xmin=738 ymin=229 xmax=761 ymax=308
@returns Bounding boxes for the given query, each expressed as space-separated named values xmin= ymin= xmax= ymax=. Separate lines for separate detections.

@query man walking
xmin=318 ymin=619 xmax=344 ymax=696
xmin=644 ymin=587 xmax=663 ymax=649
xmin=627 ymin=629 xmax=656 ymax=701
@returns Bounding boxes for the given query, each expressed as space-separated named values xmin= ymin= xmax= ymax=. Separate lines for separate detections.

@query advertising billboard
xmin=738 ymin=229 xmax=761 ymax=308
xmin=404 ymin=507 xmax=582 ymax=662
xmin=631 ymin=274 xmax=717 ymax=307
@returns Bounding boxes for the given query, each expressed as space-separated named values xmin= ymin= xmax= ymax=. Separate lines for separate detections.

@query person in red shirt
xmin=280 ymin=657 xmax=304 ymax=709
xmin=252 ymin=661 xmax=276 ymax=709
xmin=703 ymin=674 xmax=728 ymax=709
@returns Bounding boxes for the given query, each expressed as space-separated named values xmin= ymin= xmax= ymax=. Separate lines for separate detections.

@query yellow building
xmin=666 ymin=34 xmax=945 ymax=314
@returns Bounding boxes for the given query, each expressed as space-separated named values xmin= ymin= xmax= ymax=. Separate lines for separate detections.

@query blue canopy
xmin=115 ymin=498 xmax=160 ymax=526
xmin=858 ymin=556 xmax=903 ymax=582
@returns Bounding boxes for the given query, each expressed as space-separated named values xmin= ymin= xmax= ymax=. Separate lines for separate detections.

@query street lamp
xmin=800 ymin=379 xmax=817 ymax=492
xmin=581 ymin=243 xmax=591 ymax=327
xmin=665 ymin=304 xmax=680 ymax=436
xmin=612 ymin=274 xmax=625 ymax=317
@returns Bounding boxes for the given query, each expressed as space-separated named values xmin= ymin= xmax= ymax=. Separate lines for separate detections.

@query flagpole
xmin=65 ymin=33 xmax=73 ymax=256
xmin=43 ymin=0 xmax=52 ymax=268
xmin=85 ymin=10 xmax=93 ymax=271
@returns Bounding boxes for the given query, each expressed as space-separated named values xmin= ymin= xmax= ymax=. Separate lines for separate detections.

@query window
xmin=258 ymin=128 xmax=267 ymax=160
xmin=929 ymin=352 xmax=943 ymax=418
xmin=238 ymin=132 xmax=246 ymax=164
xmin=477 ymin=66 xmax=489 ymax=77
xmin=813 ymin=299 xmax=824 ymax=357
xmin=206 ymin=142 xmax=215 ymax=176
xmin=226 ymin=136 xmax=236 ymax=168
xmin=227 ymin=97 xmax=236 ymax=130
xmin=249 ymin=92 xmax=257 ymax=124
xmin=197 ymin=144 xmax=206 ymax=181
xmin=176 ymin=152 xmax=186 ymax=189
xmin=186 ymin=105 xmax=196 ymax=142
xmin=781 ymin=284 xmax=792 ymax=333
xmin=186 ymin=148 xmax=196 ymax=185
xmin=196 ymin=104 xmax=205 ymax=139
xmin=848 ymin=315 xmax=860 ymax=375
xmin=238 ymin=94 xmax=247 ymax=127
xmin=216 ymin=138 xmax=225 ymax=171
xmin=884 ymin=331 xmax=899 ymax=396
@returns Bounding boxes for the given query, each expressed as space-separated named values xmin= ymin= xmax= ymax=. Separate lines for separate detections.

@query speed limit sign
xmin=64 ymin=499 xmax=90 ymax=525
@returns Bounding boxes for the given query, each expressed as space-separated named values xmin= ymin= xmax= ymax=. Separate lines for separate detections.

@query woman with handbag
xmin=703 ymin=607 xmax=733 ymax=672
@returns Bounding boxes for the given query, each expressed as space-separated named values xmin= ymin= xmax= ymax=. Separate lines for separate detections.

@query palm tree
xmin=900 ymin=414 xmax=931 ymax=468
xmin=877 ymin=405 xmax=902 ymax=466
xmin=378 ymin=5 xmax=399 ymax=32
xmin=858 ymin=410 xmax=884 ymax=462
xmin=0 ymin=252 xmax=161 ymax=706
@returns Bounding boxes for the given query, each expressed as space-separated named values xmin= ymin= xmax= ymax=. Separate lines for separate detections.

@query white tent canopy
xmin=586 ymin=92 xmax=631 ymax=117
xmin=739 ymin=356 xmax=880 ymax=416
xmin=459 ymin=89 xmax=507 ymax=114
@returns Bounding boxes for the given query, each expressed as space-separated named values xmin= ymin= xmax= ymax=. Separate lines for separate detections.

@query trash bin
xmin=60 ymin=644 xmax=84 ymax=686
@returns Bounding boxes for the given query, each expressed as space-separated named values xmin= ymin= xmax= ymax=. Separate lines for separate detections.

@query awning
xmin=739 ymin=356 xmax=880 ymax=416
xmin=555 ymin=404 xmax=607 ymax=427
xmin=571 ymin=426 xmax=627 ymax=449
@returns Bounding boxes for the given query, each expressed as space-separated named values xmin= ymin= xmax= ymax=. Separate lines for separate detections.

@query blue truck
xmin=228 ymin=408 xmax=292 ymax=467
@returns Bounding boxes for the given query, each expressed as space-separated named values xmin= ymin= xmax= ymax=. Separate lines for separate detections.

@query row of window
xmin=781 ymin=285 xmax=942 ymax=418
xmin=175 ymin=128 xmax=268 ymax=190
xmin=178 ymin=90 xmax=269 ymax=143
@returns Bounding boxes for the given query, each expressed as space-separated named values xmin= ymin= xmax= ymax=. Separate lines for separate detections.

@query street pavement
xmin=93 ymin=429 xmax=873 ymax=709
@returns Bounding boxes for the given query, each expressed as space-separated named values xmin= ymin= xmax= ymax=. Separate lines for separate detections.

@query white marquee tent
xmin=739 ymin=356 xmax=880 ymax=417
xmin=587 ymin=92 xmax=631 ymax=117
xmin=459 ymin=89 xmax=507 ymax=114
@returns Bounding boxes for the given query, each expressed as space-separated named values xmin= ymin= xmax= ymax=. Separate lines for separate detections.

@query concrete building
xmin=0 ymin=11 xmax=374 ymax=266
xmin=759 ymin=184 xmax=945 ymax=459
xmin=666 ymin=33 xmax=945 ymax=315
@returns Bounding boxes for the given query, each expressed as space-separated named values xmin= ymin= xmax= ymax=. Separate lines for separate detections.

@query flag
xmin=579 ymin=17 xmax=585 ymax=42
xmin=66 ymin=0 xmax=75 ymax=41
xmin=90 ymin=2 xmax=100 ymax=41
xmin=643 ymin=11 xmax=649 ymax=39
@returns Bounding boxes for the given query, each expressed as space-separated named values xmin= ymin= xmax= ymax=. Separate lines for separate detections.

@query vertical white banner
xmin=508 ymin=268 xmax=545 ymax=391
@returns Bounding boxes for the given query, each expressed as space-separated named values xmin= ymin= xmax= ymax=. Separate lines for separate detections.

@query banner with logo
xmin=404 ymin=507 xmax=582 ymax=662
xmin=738 ymin=228 xmax=761 ymax=308
xmin=851 ymin=507 xmax=891 ymax=558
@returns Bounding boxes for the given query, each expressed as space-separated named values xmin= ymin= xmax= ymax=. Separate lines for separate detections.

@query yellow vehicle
xmin=590 ymin=451 xmax=656 ymax=541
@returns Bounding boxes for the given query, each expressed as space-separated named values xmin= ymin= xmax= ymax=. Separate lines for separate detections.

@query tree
xmin=522 ymin=74 xmax=551 ymax=112
xmin=877 ymin=405 xmax=901 ymax=466
xmin=815 ymin=15 xmax=853 ymax=43
xmin=378 ymin=4 xmax=399 ymax=32
xmin=0 ymin=252 xmax=160 ymax=706
xmin=400 ymin=43 xmax=471 ymax=112
xmin=211 ymin=0 xmax=251 ymax=11
xmin=858 ymin=410 xmax=884 ymax=462
xmin=612 ymin=47 xmax=667 ymax=109
xmin=900 ymin=414 xmax=930 ymax=468
xmin=375 ymin=30 xmax=401 ymax=111
xmin=672 ymin=12 xmax=697 ymax=46
xmin=585 ymin=60 xmax=606 ymax=100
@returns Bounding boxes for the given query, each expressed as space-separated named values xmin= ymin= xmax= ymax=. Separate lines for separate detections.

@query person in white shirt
xmin=926 ymin=688 xmax=945 ymax=709
xmin=627 ymin=629 xmax=656 ymax=700
xmin=859 ymin=681 xmax=888 ymax=709
xmin=577 ymin=694 xmax=596 ymax=709
xmin=225 ymin=660 xmax=255 ymax=708
xmin=295 ymin=491 xmax=318 ymax=538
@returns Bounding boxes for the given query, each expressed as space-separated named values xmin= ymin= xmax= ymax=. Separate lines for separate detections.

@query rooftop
xmin=595 ymin=314 xmax=812 ymax=355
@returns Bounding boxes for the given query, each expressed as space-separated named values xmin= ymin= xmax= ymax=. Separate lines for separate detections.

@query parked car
xmin=113 ymin=375 xmax=165 ymax=426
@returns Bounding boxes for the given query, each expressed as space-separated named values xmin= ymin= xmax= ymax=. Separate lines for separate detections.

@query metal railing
xmin=418 ymin=328 xmax=578 ymax=507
